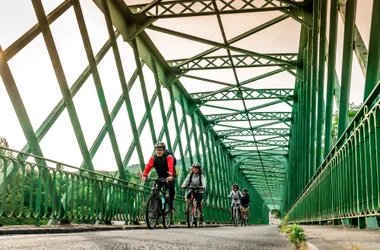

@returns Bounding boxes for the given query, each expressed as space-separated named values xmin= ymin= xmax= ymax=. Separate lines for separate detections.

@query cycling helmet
xmin=154 ymin=141 xmax=166 ymax=150
xmin=191 ymin=162 xmax=201 ymax=168
xmin=232 ymin=184 xmax=239 ymax=190
xmin=243 ymin=188 xmax=248 ymax=192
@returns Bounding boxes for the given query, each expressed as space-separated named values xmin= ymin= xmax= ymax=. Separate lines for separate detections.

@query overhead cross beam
xmin=128 ymin=0 xmax=300 ymax=18
xmin=191 ymin=89 xmax=294 ymax=101
xmin=217 ymin=128 xmax=290 ymax=137
xmin=168 ymin=53 xmax=298 ymax=70
xmin=206 ymin=111 xmax=292 ymax=122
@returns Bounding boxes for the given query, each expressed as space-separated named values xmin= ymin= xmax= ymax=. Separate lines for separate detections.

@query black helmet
xmin=154 ymin=141 xmax=166 ymax=150
xmin=232 ymin=184 xmax=239 ymax=190
xmin=243 ymin=188 xmax=248 ymax=192
xmin=191 ymin=162 xmax=201 ymax=168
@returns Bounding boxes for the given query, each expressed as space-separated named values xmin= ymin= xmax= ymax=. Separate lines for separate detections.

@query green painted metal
xmin=337 ymin=0 xmax=357 ymax=138
xmin=191 ymin=89 xmax=293 ymax=101
xmin=131 ymin=39 xmax=157 ymax=145
xmin=4 ymin=0 xmax=379 ymax=227
xmin=72 ymin=0 xmax=126 ymax=179
xmin=310 ymin=0 xmax=319 ymax=176
xmin=148 ymin=25 xmax=295 ymax=67
xmin=324 ymin=0 xmax=339 ymax=157
xmin=338 ymin=0 xmax=368 ymax=76
xmin=0 ymin=147 xmax=229 ymax=224
xmin=128 ymin=0 xmax=295 ymax=18
xmin=206 ymin=112 xmax=292 ymax=122
xmin=363 ymin=0 xmax=380 ymax=100
xmin=316 ymin=0 xmax=327 ymax=168
xmin=32 ymin=0 xmax=95 ymax=171
xmin=101 ymin=0 xmax=146 ymax=170
xmin=288 ymin=82 xmax=380 ymax=223
xmin=168 ymin=54 xmax=297 ymax=70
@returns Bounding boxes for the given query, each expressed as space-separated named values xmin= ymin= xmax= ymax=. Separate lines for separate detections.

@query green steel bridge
xmin=0 ymin=0 xmax=379 ymax=230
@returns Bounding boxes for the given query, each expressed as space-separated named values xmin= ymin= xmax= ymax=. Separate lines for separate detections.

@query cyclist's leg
xmin=196 ymin=193 xmax=204 ymax=220
xmin=167 ymin=177 xmax=175 ymax=211
xmin=230 ymin=203 xmax=234 ymax=219
xmin=185 ymin=191 xmax=191 ymax=214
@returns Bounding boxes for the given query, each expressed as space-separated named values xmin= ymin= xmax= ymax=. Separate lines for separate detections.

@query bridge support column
xmin=341 ymin=219 xmax=350 ymax=226
xmin=358 ymin=217 xmax=366 ymax=229
xmin=365 ymin=217 xmax=378 ymax=229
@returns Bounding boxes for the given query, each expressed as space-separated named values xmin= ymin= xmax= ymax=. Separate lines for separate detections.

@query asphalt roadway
xmin=0 ymin=225 xmax=293 ymax=250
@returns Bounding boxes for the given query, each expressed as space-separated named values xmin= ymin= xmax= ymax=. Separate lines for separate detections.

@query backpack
xmin=166 ymin=149 xmax=177 ymax=176
xmin=166 ymin=149 xmax=177 ymax=166
xmin=189 ymin=172 xmax=203 ymax=186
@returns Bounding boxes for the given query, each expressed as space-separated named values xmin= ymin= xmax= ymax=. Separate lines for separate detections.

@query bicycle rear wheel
xmin=163 ymin=199 xmax=172 ymax=229
xmin=187 ymin=202 xmax=193 ymax=228
xmin=146 ymin=195 xmax=159 ymax=229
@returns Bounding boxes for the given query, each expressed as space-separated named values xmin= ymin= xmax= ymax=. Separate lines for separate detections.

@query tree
xmin=331 ymin=102 xmax=361 ymax=144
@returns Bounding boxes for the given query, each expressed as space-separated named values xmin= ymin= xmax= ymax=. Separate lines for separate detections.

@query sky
xmin=0 ymin=0 xmax=374 ymax=171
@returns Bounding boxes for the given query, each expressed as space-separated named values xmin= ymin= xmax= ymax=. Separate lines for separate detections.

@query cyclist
xmin=228 ymin=184 xmax=243 ymax=220
xmin=241 ymin=188 xmax=251 ymax=222
xmin=181 ymin=162 xmax=206 ymax=221
xmin=141 ymin=142 xmax=175 ymax=212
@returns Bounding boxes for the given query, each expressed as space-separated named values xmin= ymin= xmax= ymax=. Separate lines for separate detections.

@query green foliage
xmin=271 ymin=209 xmax=281 ymax=219
xmin=279 ymin=215 xmax=306 ymax=248
xmin=279 ymin=214 xmax=290 ymax=232
xmin=288 ymin=224 xmax=306 ymax=244
xmin=331 ymin=102 xmax=361 ymax=144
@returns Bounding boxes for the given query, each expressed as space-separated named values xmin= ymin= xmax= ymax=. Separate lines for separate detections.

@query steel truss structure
xmin=0 ymin=0 xmax=379 ymax=227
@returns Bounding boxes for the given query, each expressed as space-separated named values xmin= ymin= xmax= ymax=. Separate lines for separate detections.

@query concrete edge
xmin=0 ymin=224 xmax=232 ymax=236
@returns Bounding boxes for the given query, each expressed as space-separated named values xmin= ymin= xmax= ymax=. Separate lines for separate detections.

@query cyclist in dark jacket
xmin=141 ymin=142 xmax=175 ymax=212
xmin=241 ymin=188 xmax=251 ymax=222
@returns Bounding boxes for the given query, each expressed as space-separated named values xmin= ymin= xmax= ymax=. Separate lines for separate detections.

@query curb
xmin=0 ymin=224 xmax=232 ymax=236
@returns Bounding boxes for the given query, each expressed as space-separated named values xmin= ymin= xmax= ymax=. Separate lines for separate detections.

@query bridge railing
xmin=0 ymin=147 xmax=230 ymax=225
xmin=288 ymin=82 xmax=380 ymax=223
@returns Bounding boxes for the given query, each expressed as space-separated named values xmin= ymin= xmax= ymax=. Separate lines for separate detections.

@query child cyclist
xmin=228 ymin=184 xmax=243 ymax=219
xmin=241 ymin=188 xmax=251 ymax=222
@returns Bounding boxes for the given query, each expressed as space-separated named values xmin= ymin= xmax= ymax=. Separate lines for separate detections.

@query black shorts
xmin=186 ymin=191 xmax=203 ymax=206
xmin=241 ymin=204 xmax=249 ymax=208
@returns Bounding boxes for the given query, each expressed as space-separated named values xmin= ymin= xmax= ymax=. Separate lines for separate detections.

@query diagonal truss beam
xmin=225 ymin=140 xmax=289 ymax=148
xmin=128 ymin=0 xmax=296 ymax=18
xmin=175 ymin=14 xmax=290 ymax=68
xmin=217 ymin=128 xmax=290 ymax=137
xmin=148 ymin=25 xmax=295 ymax=66
xmin=168 ymin=53 xmax=298 ymax=70
xmin=191 ymin=88 xmax=293 ymax=101
xmin=206 ymin=111 xmax=292 ymax=122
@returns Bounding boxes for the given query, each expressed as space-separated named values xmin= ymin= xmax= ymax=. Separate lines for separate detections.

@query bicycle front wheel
xmin=163 ymin=199 xmax=172 ymax=229
xmin=194 ymin=205 xmax=200 ymax=228
xmin=146 ymin=195 xmax=159 ymax=229
xmin=187 ymin=202 xmax=193 ymax=228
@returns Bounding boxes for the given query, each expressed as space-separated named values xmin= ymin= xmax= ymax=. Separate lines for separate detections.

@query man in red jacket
xmin=141 ymin=141 xmax=175 ymax=212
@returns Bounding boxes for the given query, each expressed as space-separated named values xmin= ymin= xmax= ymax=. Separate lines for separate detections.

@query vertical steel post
xmin=324 ymin=0 xmax=339 ymax=156
xmin=337 ymin=0 xmax=357 ymax=137
xmin=316 ymin=0 xmax=327 ymax=167
xmin=363 ymin=0 xmax=380 ymax=100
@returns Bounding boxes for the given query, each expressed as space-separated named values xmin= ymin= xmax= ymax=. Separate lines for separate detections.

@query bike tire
xmin=234 ymin=206 xmax=238 ymax=227
xmin=194 ymin=206 xmax=200 ymax=228
xmin=145 ymin=195 xmax=159 ymax=229
xmin=163 ymin=199 xmax=172 ymax=229
xmin=187 ymin=202 xmax=193 ymax=228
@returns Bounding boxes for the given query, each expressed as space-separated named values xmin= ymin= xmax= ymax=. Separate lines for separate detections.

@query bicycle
xmin=240 ymin=207 xmax=248 ymax=226
xmin=231 ymin=198 xmax=240 ymax=227
xmin=183 ymin=187 xmax=203 ymax=228
xmin=145 ymin=177 xmax=172 ymax=229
